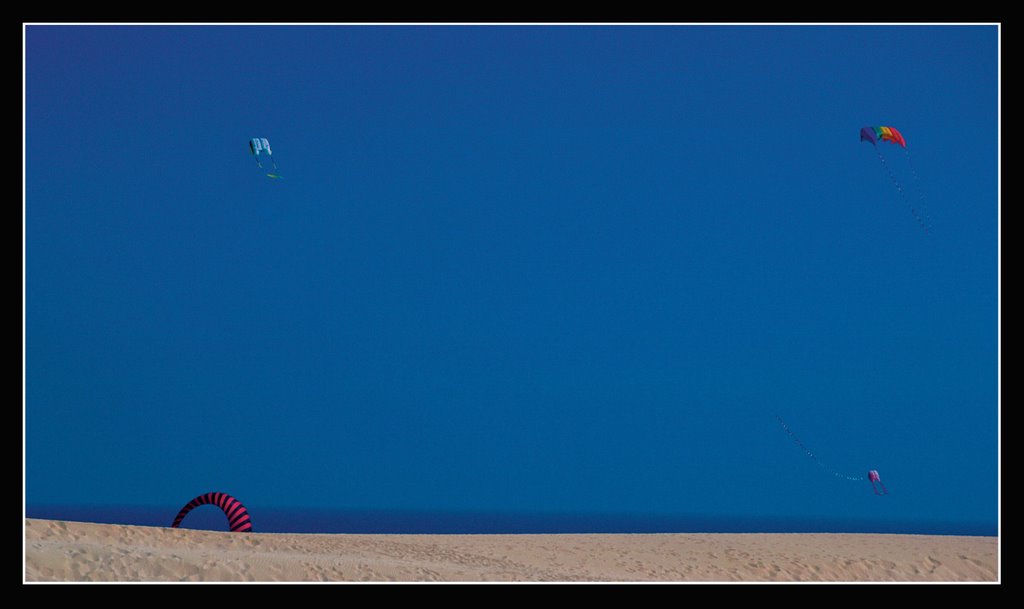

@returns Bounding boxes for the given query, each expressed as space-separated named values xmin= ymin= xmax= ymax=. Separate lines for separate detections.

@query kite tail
xmin=875 ymin=148 xmax=929 ymax=234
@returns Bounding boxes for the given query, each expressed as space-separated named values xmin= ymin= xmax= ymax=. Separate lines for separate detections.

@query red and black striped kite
xmin=171 ymin=492 xmax=253 ymax=532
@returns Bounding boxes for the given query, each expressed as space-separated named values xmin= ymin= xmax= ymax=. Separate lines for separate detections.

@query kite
xmin=860 ymin=126 xmax=929 ymax=233
xmin=867 ymin=470 xmax=889 ymax=496
xmin=250 ymin=137 xmax=282 ymax=179
xmin=859 ymin=126 xmax=906 ymax=149
xmin=777 ymin=415 xmax=888 ymax=495
xmin=171 ymin=491 xmax=253 ymax=532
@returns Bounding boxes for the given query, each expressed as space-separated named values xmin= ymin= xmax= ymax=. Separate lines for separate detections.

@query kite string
xmin=902 ymin=147 xmax=932 ymax=233
xmin=776 ymin=415 xmax=865 ymax=481
xmin=875 ymin=148 xmax=930 ymax=234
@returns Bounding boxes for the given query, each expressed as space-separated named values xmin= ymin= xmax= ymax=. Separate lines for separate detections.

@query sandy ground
xmin=24 ymin=518 xmax=997 ymax=582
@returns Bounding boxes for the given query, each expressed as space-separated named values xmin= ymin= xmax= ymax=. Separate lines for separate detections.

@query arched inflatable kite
xmin=171 ymin=492 xmax=253 ymax=532
xmin=860 ymin=126 xmax=906 ymax=148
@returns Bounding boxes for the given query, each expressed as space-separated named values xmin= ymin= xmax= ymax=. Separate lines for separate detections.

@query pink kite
xmin=868 ymin=470 xmax=888 ymax=496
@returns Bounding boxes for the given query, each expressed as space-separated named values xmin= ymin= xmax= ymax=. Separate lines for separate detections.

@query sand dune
xmin=24 ymin=518 xmax=997 ymax=582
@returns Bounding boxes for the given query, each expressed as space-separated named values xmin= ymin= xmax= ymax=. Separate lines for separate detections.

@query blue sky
xmin=25 ymin=25 xmax=998 ymax=531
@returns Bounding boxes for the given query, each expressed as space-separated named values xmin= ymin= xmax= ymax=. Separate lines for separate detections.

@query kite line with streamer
xmin=776 ymin=415 xmax=888 ymax=495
